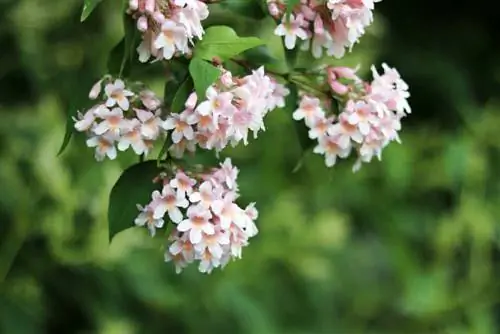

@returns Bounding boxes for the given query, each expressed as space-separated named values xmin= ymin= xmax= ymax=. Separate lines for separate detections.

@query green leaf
xmin=219 ymin=0 xmax=266 ymax=19
xmin=285 ymin=82 xmax=316 ymax=169
xmin=57 ymin=74 xmax=98 ymax=156
xmin=171 ymin=77 xmax=194 ymax=114
xmin=107 ymin=15 xmax=138 ymax=77
xmin=194 ymin=25 xmax=265 ymax=61
xmin=285 ymin=0 xmax=301 ymax=14
xmin=108 ymin=161 xmax=162 ymax=241
xmin=81 ymin=0 xmax=103 ymax=22
xmin=188 ymin=57 xmax=221 ymax=101
xmin=240 ymin=45 xmax=279 ymax=66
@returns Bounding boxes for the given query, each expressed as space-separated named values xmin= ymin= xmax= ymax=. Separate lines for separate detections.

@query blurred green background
xmin=1 ymin=0 xmax=500 ymax=333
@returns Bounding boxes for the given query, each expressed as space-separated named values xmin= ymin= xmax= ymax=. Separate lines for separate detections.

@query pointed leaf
xmin=108 ymin=161 xmax=163 ymax=241
xmin=194 ymin=25 xmax=265 ymax=61
xmin=81 ymin=0 xmax=104 ymax=22
xmin=171 ymin=77 xmax=194 ymax=114
xmin=219 ymin=0 xmax=266 ymax=19
xmin=189 ymin=57 xmax=221 ymax=101
xmin=240 ymin=45 xmax=279 ymax=66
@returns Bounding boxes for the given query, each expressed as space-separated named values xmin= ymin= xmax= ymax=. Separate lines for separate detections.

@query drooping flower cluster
xmin=127 ymin=0 xmax=209 ymax=62
xmin=293 ymin=63 xmax=411 ymax=171
xmin=135 ymin=158 xmax=258 ymax=274
xmin=269 ymin=0 xmax=379 ymax=58
xmin=164 ymin=66 xmax=290 ymax=158
xmin=73 ymin=77 xmax=164 ymax=161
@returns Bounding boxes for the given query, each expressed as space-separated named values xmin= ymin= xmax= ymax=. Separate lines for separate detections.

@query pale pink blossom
xmin=135 ymin=204 xmax=164 ymax=236
xmin=93 ymin=107 xmax=127 ymax=137
xmin=135 ymin=109 xmax=162 ymax=140
xmin=86 ymin=134 xmax=117 ymax=161
xmin=274 ymin=13 xmax=308 ymax=49
xmin=169 ymin=171 xmax=196 ymax=196
xmin=151 ymin=185 xmax=189 ymax=222
xmin=177 ymin=205 xmax=214 ymax=244
xmin=162 ymin=112 xmax=196 ymax=143
xmin=104 ymin=79 xmax=134 ymax=111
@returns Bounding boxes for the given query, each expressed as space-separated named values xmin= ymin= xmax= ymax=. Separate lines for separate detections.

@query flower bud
xmin=153 ymin=11 xmax=165 ymax=24
xmin=88 ymin=79 xmax=102 ymax=100
xmin=330 ymin=80 xmax=349 ymax=95
xmin=145 ymin=0 xmax=155 ymax=13
xmin=137 ymin=15 xmax=148 ymax=32
xmin=129 ymin=0 xmax=138 ymax=11
xmin=185 ymin=92 xmax=198 ymax=110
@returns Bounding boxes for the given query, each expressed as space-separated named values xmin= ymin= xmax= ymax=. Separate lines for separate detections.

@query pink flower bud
xmin=137 ymin=15 xmax=148 ymax=32
xmin=88 ymin=80 xmax=102 ymax=100
xmin=330 ymin=80 xmax=349 ymax=95
xmin=145 ymin=0 xmax=155 ymax=13
xmin=332 ymin=66 xmax=359 ymax=80
xmin=314 ymin=16 xmax=324 ymax=34
xmin=300 ymin=5 xmax=316 ymax=21
xmin=268 ymin=3 xmax=280 ymax=17
xmin=185 ymin=92 xmax=197 ymax=110
xmin=220 ymin=71 xmax=233 ymax=87
xmin=129 ymin=0 xmax=138 ymax=11
xmin=140 ymin=90 xmax=161 ymax=110
xmin=153 ymin=11 xmax=165 ymax=24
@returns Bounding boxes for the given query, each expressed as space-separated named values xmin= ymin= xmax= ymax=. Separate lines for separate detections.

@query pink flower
xmin=93 ymin=107 xmax=127 ymax=137
xmin=73 ymin=108 xmax=96 ymax=132
xmin=189 ymin=181 xmax=220 ymax=208
xmin=104 ymin=79 xmax=134 ymax=111
xmin=195 ymin=86 xmax=234 ymax=120
xmin=193 ymin=226 xmax=230 ymax=260
xmin=139 ymin=90 xmax=161 ymax=110
xmin=293 ymin=96 xmax=325 ymax=126
xmin=135 ymin=108 xmax=162 ymax=140
xmin=86 ymin=134 xmax=117 ymax=161
xmin=117 ymin=119 xmax=149 ymax=155
xmin=169 ymin=171 xmax=196 ymax=196
xmin=135 ymin=204 xmax=164 ymax=236
xmin=274 ymin=13 xmax=308 ymax=49
xmin=162 ymin=112 xmax=196 ymax=143
xmin=154 ymin=20 xmax=188 ymax=60
xmin=211 ymin=193 xmax=241 ymax=229
xmin=313 ymin=134 xmax=351 ymax=167
xmin=151 ymin=185 xmax=189 ymax=222
xmin=177 ymin=205 xmax=214 ymax=244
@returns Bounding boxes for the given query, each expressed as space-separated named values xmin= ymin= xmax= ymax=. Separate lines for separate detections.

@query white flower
xmin=86 ymin=134 xmax=117 ymax=161
xmin=151 ymin=185 xmax=189 ymax=222
xmin=154 ymin=20 xmax=189 ymax=60
xmin=162 ymin=112 xmax=197 ymax=143
xmin=93 ymin=107 xmax=127 ymax=137
xmin=135 ymin=204 xmax=164 ymax=236
xmin=104 ymin=79 xmax=134 ymax=111
xmin=177 ymin=205 xmax=214 ymax=244
xmin=274 ymin=14 xmax=308 ymax=49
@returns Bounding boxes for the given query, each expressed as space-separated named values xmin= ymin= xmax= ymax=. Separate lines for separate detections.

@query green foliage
xmin=108 ymin=161 xmax=162 ymax=241
xmin=194 ymin=25 xmax=265 ymax=61
xmin=219 ymin=0 xmax=267 ymax=19
xmin=81 ymin=0 xmax=104 ymax=22
xmin=240 ymin=45 xmax=279 ymax=66
xmin=2 ymin=0 xmax=500 ymax=333
xmin=188 ymin=57 xmax=222 ymax=101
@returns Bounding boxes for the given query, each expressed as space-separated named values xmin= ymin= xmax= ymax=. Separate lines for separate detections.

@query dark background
xmin=1 ymin=0 xmax=499 ymax=333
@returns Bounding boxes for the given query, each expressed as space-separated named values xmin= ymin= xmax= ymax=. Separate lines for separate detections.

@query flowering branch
xmin=62 ymin=0 xmax=412 ymax=275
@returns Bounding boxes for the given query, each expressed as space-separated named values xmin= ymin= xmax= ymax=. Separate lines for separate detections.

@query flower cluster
xmin=164 ymin=66 xmax=290 ymax=158
xmin=73 ymin=77 xmax=164 ymax=161
xmin=293 ymin=63 xmax=410 ymax=171
xmin=127 ymin=0 xmax=209 ymax=62
xmin=135 ymin=158 xmax=258 ymax=274
xmin=269 ymin=0 xmax=379 ymax=58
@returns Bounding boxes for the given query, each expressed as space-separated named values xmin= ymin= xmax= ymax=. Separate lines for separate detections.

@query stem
xmin=229 ymin=58 xmax=288 ymax=79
